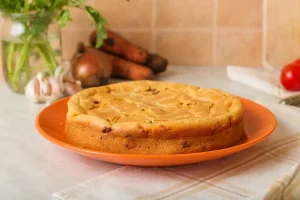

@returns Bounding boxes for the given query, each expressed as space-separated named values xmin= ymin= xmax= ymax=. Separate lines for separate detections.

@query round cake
xmin=65 ymin=80 xmax=245 ymax=155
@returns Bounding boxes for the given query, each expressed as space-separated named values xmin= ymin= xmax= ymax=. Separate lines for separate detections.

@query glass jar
xmin=1 ymin=12 xmax=62 ymax=93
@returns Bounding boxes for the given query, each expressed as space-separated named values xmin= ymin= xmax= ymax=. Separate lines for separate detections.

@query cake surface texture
xmin=65 ymin=80 xmax=245 ymax=155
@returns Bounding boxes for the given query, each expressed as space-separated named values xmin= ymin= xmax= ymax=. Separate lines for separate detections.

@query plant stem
xmin=24 ymin=0 xmax=29 ymax=13
xmin=11 ymin=35 xmax=32 ymax=89
xmin=35 ymin=33 xmax=58 ymax=75
xmin=44 ymin=41 xmax=58 ymax=73
xmin=36 ymin=43 xmax=55 ymax=75
xmin=7 ymin=43 xmax=15 ymax=74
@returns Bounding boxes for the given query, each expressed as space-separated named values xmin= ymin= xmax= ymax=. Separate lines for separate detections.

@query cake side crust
xmin=65 ymin=119 xmax=245 ymax=155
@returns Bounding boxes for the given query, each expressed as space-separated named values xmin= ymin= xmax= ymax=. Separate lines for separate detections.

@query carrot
xmin=146 ymin=53 xmax=168 ymax=74
xmin=90 ymin=29 xmax=148 ymax=64
xmin=111 ymin=56 xmax=154 ymax=80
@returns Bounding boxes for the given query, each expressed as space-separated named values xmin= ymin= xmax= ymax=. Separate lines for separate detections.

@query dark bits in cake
xmin=137 ymin=124 xmax=149 ymax=136
xmin=111 ymin=116 xmax=121 ymax=123
xmin=102 ymin=126 xmax=112 ymax=133
xmin=211 ymin=128 xmax=216 ymax=135
xmin=182 ymin=141 xmax=191 ymax=148
xmin=146 ymin=87 xmax=160 ymax=95
xmin=209 ymin=103 xmax=214 ymax=111
xmin=88 ymin=105 xmax=97 ymax=110
xmin=228 ymin=115 xmax=233 ymax=126
xmin=125 ymin=143 xmax=137 ymax=149
xmin=93 ymin=100 xmax=100 ymax=104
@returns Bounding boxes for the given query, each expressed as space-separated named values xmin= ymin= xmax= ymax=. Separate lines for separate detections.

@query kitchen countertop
xmin=0 ymin=66 xmax=279 ymax=199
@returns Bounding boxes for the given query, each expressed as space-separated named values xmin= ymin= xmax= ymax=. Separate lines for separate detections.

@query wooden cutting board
xmin=263 ymin=0 xmax=300 ymax=69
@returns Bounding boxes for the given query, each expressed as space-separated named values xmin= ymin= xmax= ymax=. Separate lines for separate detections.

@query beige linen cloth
xmin=53 ymin=99 xmax=300 ymax=200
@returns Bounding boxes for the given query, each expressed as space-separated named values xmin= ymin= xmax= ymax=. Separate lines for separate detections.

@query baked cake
xmin=65 ymin=80 xmax=245 ymax=155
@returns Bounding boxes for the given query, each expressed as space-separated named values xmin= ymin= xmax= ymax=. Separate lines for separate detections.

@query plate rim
xmin=35 ymin=97 xmax=277 ymax=159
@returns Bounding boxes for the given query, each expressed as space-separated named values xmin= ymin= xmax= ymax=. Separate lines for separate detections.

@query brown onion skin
xmin=71 ymin=44 xmax=113 ymax=88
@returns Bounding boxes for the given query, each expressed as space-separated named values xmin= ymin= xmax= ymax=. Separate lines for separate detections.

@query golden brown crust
xmin=65 ymin=80 xmax=245 ymax=154
xmin=65 ymin=119 xmax=245 ymax=154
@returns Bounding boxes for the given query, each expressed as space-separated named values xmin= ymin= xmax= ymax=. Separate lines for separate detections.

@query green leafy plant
xmin=0 ymin=0 xmax=107 ymax=93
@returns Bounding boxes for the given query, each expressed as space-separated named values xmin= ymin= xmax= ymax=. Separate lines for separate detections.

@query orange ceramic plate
xmin=35 ymin=97 xmax=277 ymax=167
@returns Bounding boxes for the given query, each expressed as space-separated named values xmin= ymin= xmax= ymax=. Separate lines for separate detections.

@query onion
xmin=71 ymin=43 xmax=113 ymax=88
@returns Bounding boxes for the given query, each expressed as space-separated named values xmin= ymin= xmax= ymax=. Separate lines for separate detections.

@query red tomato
xmin=292 ymin=59 xmax=300 ymax=65
xmin=280 ymin=63 xmax=300 ymax=91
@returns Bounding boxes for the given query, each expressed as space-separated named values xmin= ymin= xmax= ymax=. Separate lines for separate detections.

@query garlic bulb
xmin=24 ymin=68 xmax=64 ymax=104
xmin=24 ymin=62 xmax=84 ymax=103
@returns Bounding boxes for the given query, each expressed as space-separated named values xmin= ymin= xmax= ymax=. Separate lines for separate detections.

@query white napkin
xmin=226 ymin=65 xmax=300 ymax=99
xmin=246 ymin=163 xmax=300 ymax=200
xmin=53 ymin=100 xmax=300 ymax=200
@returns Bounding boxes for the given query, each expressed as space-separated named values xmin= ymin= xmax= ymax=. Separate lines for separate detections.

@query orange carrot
xmin=146 ymin=53 xmax=168 ymax=74
xmin=90 ymin=29 xmax=148 ymax=64
xmin=111 ymin=57 xmax=154 ymax=80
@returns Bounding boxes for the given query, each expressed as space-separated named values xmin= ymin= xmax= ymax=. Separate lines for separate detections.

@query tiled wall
xmin=0 ymin=0 xmax=264 ymax=80
xmin=62 ymin=0 xmax=263 ymax=67
xmin=1 ymin=0 xmax=299 ymax=81
xmin=263 ymin=0 xmax=300 ymax=69
xmin=6 ymin=0 xmax=299 ymax=81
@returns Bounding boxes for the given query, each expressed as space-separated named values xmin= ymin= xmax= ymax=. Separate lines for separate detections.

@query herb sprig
xmin=0 ymin=0 xmax=107 ymax=93
xmin=0 ymin=0 xmax=107 ymax=47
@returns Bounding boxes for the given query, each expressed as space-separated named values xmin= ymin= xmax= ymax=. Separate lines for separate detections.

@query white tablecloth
xmin=1 ymin=66 xmax=297 ymax=200
xmin=52 ymin=99 xmax=300 ymax=200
